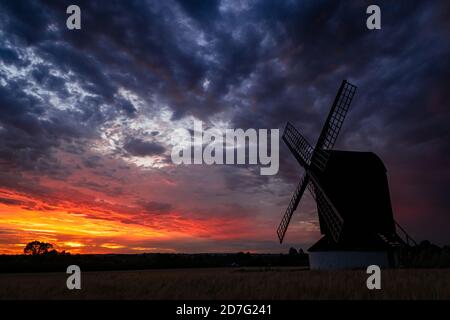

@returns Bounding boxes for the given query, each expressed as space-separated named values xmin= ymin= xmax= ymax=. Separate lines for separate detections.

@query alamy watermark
xmin=66 ymin=265 xmax=81 ymax=290
xmin=170 ymin=120 xmax=279 ymax=176
xmin=366 ymin=265 xmax=381 ymax=290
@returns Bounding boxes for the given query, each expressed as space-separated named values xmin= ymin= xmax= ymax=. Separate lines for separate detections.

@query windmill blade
xmin=312 ymin=80 xmax=357 ymax=171
xmin=277 ymin=173 xmax=310 ymax=243
xmin=282 ymin=122 xmax=314 ymax=169
xmin=307 ymin=173 xmax=344 ymax=243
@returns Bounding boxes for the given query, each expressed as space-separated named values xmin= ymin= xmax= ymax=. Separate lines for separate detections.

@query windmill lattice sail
xmin=312 ymin=80 xmax=357 ymax=172
xmin=277 ymin=173 xmax=309 ymax=243
xmin=282 ymin=122 xmax=313 ymax=168
xmin=307 ymin=173 xmax=343 ymax=242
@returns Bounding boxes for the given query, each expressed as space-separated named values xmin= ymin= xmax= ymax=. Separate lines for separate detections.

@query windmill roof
xmin=324 ymin=150 xmax=387 ymax=173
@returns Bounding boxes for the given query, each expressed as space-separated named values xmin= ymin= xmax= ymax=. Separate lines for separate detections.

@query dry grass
xmin=0 ymin=267 xmax=449 ymax=300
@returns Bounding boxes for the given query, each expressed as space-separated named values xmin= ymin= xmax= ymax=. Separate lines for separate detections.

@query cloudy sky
xmin=0 ymin=0 xmax=449 ymax=254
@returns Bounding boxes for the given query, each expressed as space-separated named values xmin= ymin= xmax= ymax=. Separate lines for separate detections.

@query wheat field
xmin=0 ymin=267 xmax=449 ymax=300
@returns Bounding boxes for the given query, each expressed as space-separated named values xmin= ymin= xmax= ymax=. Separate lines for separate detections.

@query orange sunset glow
xmin=0 ymin=183 xmax=284 ymax=254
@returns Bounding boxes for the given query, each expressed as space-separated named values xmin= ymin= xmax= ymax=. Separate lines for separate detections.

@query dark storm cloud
xmin=82 ymin=155 xmax=102 ymax=169
xmin=176 ymin=0 xmax=220 ymax=24
xmin=139 ymin=201 xmax=173 ymax=214
xmin=0 ymin=47 xmax=21 ymax=65
xmin=123 ymin=138 xmax=166 ymax=157
xmin=0 ymin=0 xmax=449 ymax=247
xmin=0 ymin=197 xmax=27 ymax=206
xmin=115 ymin=97 xmax=137 ymax=116
xmin=0 ymin=79 xmax=93 ymax=175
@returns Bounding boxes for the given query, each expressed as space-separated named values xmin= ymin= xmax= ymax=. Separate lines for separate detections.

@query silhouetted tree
xmin=289 ymin=247 xmax=298 ymax=255
xmin=46 ymin=249 xmax=59 ymax=256
xmin=24 ymin=241 xmax=54 ymax=256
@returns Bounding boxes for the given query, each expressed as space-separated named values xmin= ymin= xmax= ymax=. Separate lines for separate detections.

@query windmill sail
xmin=282 ymin=122 xmax=314 ymax=168
xmin=312 ymin=80 xmax=357 ymax=171
xmin=277 ymin=173 xmax=309 ymax=243
xmin=308 ymin=173 xmax=343 ymax=243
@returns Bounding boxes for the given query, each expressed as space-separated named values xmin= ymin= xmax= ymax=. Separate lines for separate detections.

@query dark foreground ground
xmin=0 ymin=267 xmax=449 ymax=300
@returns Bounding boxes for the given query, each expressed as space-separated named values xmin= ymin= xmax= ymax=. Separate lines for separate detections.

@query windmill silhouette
xmin=278 ymin=80 xmax=416 ymax=269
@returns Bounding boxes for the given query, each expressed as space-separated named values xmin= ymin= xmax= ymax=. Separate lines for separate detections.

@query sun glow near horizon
xmin=0 ymin=193 xmax=205 ymax=254
xmin=0 ymin=189 xmax=285 ymax=255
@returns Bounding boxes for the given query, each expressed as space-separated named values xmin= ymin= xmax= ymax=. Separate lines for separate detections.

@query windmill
xmin=278 ymin=80 xmax=416 ymax=269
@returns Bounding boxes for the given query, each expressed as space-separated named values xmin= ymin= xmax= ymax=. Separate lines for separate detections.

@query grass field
xmin=0 ymin=267 xmax=449 ymax=300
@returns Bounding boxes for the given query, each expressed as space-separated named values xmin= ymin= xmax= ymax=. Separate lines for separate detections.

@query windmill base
xmin=308 ymin=250 xmax=391 ymax=270
xmin=307 ymin=235 xmax=398 ymax=270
